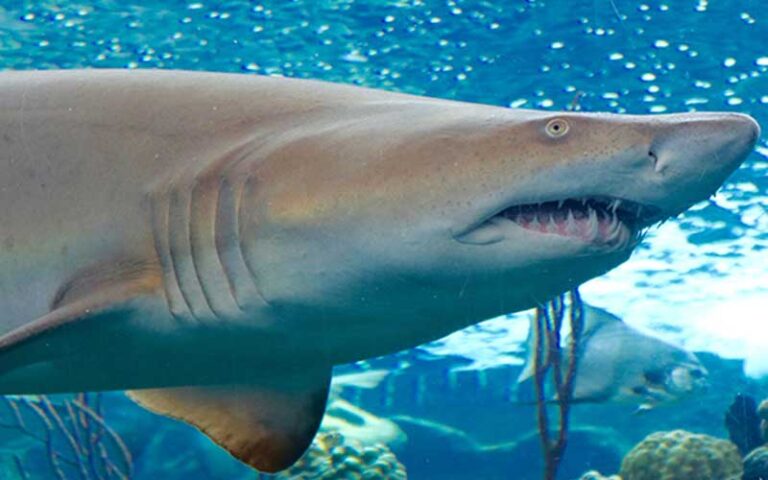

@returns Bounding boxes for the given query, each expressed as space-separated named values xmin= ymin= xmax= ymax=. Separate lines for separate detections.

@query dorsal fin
xmin=128 ymin=372 xmax=331 ymax=473
xmin=580 ymin=304 xmax=623 ymax=336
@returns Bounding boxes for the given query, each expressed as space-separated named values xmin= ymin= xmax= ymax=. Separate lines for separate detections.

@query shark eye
xmin=690 ymin=369 xmax=704 ymax=379
xmin=643 ymin=370 xmax=665 ymax=385
xmin=545 ymin=118 xmax=570 ymax=138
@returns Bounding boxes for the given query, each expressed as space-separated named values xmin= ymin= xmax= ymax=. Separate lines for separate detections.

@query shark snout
xmin=731 ymin=112 xmax=761 ymax=144
xmin=644 ymin=112 xmax=759 ymax=213
xmin=652 ymin=112 xmax=759 ymax=171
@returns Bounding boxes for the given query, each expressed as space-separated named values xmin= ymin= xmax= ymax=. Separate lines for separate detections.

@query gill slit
xmin=149 ymin=192 xmax=185 ymax=321
xmin=166 ymin=190 xmax=197 ymax=319
xmin=237 ymin=175 xmax=266 ymax=303
xmin=211 ymin=177 xmax=244 ymax=311
xmin=188 ymin=179 xmax=227 ymax=321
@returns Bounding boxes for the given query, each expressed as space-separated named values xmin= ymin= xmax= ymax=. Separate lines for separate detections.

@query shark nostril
xmin=648 ymin=150 xmax=658 ymax=168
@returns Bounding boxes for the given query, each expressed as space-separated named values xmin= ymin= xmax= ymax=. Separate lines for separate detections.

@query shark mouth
xmin=494 ymin=197 xmax=662 ymax=246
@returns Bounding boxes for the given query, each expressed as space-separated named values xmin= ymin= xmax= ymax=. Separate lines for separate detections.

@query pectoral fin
xmin=127 ymin=371 xmax=331 ymax=473
xmin=0 ymin=259 xmax=165 ymax=393
xmin=0 ymin=259 xmax=162 ymax=350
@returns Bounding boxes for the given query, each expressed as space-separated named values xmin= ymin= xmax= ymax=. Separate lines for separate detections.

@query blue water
xmin=1 ymin=0 xmax=768 ymax=479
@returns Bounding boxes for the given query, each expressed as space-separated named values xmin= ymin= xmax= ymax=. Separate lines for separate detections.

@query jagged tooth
xmin=557 ymin=199 xmax=564 ymax=209
xmin=588 ymin=207 xmax=598 ymax=237
xmin=615 ymin=226 xmax=628 ymax=245
xmin=531 ymin=215 xmax=541 ymax=230
xmin=566 ymin=209 xmax=578 ymax=235
xmin=548 ymin=214 xmax=558 ymax=233
xmin=609 ymin=212 xmax=623 ymax=241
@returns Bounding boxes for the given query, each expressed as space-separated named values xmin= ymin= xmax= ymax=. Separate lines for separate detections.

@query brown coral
xmin=619 ymin=430 xmax=742 ymax=480
xmin=274 ymin=431 xmax=407 ymax=480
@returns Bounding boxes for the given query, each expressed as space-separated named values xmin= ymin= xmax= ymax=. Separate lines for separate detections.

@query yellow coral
xmin=274 ymin=431 xmax=407 ymax=480
xmin=619 ymin=430 xmax=742 ymax=480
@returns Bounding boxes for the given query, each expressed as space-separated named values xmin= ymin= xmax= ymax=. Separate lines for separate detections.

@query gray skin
xmin=0 ymin=69 xmax=758 ymax=395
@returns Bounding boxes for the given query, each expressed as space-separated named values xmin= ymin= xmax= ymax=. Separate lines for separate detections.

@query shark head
xmin=245 ymin=101 xmax=758 ymax=354
xmin=443 ymin=110 xmax=759 ymax=306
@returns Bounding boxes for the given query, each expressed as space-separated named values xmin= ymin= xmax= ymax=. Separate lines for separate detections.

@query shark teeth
xmin=565 ymin=209 xmax=579 ymax=236
xmin=500 ymin=197 xmax=660 ymax=227
xmin=547 ymin=214 xmax=559 ymax=234
xmin=496 ymin=195 xmax=658 ymax=247
xmin=606 ymin=210 xmax=629 ymax=246
xmin=587 ymin=207 xmax=599 ymax=238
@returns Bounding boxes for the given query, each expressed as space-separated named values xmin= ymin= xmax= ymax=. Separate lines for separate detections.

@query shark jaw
xmin=455 ymin=195 xmax=662 ymax=252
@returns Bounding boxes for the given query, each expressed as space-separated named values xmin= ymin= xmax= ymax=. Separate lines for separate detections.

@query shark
xmin=517 ymin=304 xmax=709 ymax=410
xmin=0 ymin=69 xmax=758 ymax=472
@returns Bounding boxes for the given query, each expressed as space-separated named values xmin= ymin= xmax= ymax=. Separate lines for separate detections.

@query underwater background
xmin=0 ymin=0 xmax=767 ymax=479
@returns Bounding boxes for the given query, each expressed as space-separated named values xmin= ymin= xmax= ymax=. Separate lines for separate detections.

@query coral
xmin=0 ymin=394 xmax=132 ymax=480
xmin=578 ymin=470 xmax=622 ymax=479
xmin=272 ymin=431 xmax=406 ymax=480
xmin=743 ymin=446 xmax=768 ymax=480
xmin=759 ymin=398 xmax=768 ymax=444
xmin=619 ymin=430 xmax=742 ymax=480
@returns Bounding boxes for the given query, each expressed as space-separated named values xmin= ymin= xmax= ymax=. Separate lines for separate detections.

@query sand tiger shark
xmin=517 ymin=304 xmax=709 ymax=410
xmin=0 ymin=69 xmax=758 ymax=472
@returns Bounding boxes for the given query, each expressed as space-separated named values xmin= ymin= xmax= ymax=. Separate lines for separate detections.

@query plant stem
xmin=533 ymin=290 xmax=584 ymax=480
